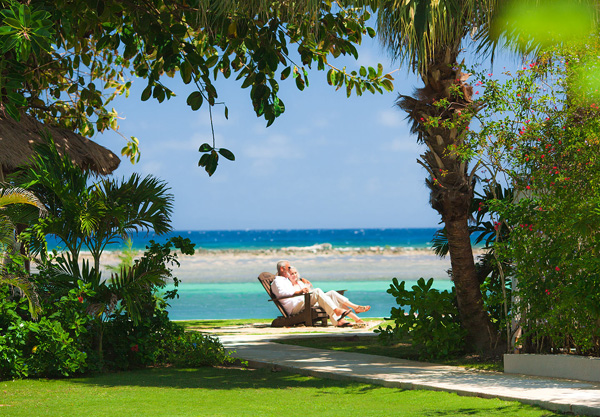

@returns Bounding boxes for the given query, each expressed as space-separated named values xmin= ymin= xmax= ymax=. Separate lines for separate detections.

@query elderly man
xmin=271 ymin=260 xmax=370 ymax=327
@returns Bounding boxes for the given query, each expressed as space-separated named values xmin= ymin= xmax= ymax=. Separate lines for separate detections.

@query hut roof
xmin=0 ymin=113 xmax=120 ymax=176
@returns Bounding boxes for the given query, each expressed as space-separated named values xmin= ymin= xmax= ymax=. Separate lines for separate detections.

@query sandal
xmin=355 ymin=305 xmax=371 ymax=313
xmin=352 ymin=322 xmax=367 ymax=329
xmin=337 ymin=320 xmax=352 ymax=327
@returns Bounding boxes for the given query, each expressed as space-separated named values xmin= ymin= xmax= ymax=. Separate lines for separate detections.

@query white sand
xmin=83 ymin=247 xmax=487 ymax=283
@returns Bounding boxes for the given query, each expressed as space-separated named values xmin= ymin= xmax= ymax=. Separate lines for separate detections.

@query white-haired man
xmin=271 ymin=260 xmax=370 ymax=327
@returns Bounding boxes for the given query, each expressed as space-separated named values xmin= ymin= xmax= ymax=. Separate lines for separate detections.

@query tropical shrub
xmin=1 ymin=137 xmax=235 ymax=377
xmin=0 ymin=283 xmax=92 ymax=379
xmin=464 ymin=43 xmax=600 ymax=355
xmin=377 ymin=277 xmax=466 ymax=359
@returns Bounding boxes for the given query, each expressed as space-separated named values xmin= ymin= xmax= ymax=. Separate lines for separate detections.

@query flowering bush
xmin=465 ymin=43 xmax=600 ymax=355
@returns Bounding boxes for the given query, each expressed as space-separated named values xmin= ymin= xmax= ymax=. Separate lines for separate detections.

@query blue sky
xmin=97 ymin=34 xmax=512 ymax=231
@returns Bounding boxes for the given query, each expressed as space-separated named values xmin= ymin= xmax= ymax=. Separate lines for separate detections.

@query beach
xmin=91 ymin=246 xmax=458 ymax=283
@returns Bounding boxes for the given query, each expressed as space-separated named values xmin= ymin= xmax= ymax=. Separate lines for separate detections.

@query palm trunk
xmin=398 ymin=45 xmax=497 ymax=352
xmin=445 ymin=212 xmax=496 ymax=350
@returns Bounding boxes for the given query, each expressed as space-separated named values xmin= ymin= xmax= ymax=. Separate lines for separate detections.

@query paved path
xmin=221 ymin=332 xmax=600 ymax=416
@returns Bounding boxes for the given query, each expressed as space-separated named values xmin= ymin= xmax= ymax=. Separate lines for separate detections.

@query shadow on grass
xmin=69 ymin=366 xmax=382 ymax=392
xmin=63 ymin=367 xmax=561 ymax=416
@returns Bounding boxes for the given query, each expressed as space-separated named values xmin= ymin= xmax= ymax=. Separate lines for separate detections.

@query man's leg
xmin=289 ymin=298 xmax=307 ymax=315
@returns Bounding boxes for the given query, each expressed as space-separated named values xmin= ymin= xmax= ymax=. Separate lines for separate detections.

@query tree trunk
xmin=444 ymin=209 xmax=496 ymax=350
xmin=397 ymin=45 xmax=498 ymax=352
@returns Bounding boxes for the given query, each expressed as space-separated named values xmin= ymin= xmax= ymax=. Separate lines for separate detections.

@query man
xmin=271 ymin=260 xmax=370 ymax=327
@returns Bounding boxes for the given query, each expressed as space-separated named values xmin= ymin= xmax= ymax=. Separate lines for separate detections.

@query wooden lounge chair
xmin=258 ymin=272 xmax=345 ymax=327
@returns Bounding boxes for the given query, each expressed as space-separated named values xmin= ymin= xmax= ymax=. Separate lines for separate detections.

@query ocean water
xmin=57 ymin=227 xmax=442 ymax=251
xmin=165 ymin=279 xmax=455 ymax=321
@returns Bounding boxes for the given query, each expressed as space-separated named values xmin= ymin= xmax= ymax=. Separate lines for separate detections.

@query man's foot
xmin=336 ymin=320 xmax=352 ymax=327
xmin=355 ymin=305 xmax=371 ymax=313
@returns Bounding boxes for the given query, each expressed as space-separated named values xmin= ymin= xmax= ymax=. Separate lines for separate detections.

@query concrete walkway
xmin=220 ymin=331 xmax=600 ymax=416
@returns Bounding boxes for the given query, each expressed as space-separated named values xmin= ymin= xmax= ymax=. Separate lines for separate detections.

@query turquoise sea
xmin=122 ymin=228 xmax=459 ymax=320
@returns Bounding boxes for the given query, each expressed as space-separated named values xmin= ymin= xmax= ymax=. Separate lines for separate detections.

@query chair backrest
xmin=258 ymin=272 xmax=289 ymax=317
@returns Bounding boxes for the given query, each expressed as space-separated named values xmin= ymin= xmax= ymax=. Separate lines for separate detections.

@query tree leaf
xmin=199 ymin=143 xmax=212 ymax=153
xmin=218 ymin=148 xmax=235 ymax=161
xmin=186 ymin=91 xmax=203 ymax=110
xmin=141 ymin=85 xmax=152 ymax=101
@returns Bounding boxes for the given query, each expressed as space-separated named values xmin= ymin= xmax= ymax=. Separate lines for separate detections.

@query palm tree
xmin=370 ymin=0 xmax=501 ymax=351
xmin=16 ymin=139 xmax=174 ymax=271
xmin=0 ymin=186 xmax=47 ymax=318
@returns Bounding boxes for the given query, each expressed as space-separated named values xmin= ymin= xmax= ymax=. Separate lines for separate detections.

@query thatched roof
xmin=0 ymin=113 xmax=120 ymax=177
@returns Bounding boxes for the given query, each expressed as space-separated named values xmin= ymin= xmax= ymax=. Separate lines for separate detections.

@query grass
xmin=176 ymin=318 xmax=266 ymax=331
xmin=0 ymin=366 xmax=563 ymax=417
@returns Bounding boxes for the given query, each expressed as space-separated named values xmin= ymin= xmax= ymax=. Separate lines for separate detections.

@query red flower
xmin=555 ymin=267 xmax=560 ymax=272
xmin=545 ymin=289 xmax=550 ymax=295
xmin=526 ymin=185 xmax=531 ymax=190
xmin=77 ymin=296 xmax=83 ymax=303
xmin=131 ymin=344 xmax=139 ymax=352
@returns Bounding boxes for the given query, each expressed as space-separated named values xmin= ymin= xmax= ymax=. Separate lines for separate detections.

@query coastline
xmin=84 ymin=246 xmax=487 ymax=283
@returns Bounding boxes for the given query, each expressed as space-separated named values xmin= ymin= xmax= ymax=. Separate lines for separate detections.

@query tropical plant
xmin=465 ymin=43 xmax=600 ymax=356
xmin=0 ymin=185 xmax=46 ymax=319
xmin=15 ymin=138 xmax=173 ymax=270
xmin=377 ymin=277 xmax=466 ymax=359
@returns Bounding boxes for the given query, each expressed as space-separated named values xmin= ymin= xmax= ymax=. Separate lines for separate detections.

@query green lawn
xmin=0 ymin=367 xmax=562 ymax=417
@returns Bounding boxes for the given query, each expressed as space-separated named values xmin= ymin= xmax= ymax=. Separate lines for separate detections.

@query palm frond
xmin=374 ymin=0 xmax=499 ymax=75
xmin=0 ymin=271 xmax=41 ymax=319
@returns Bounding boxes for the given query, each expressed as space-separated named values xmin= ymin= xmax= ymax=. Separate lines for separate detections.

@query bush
xmin=377 ymin=277 xmax=466 ymax=359
xmin=164 ymin=330 xmax=235 ymax=368
xmin=0 ymin=283 xmax=92 ymax=379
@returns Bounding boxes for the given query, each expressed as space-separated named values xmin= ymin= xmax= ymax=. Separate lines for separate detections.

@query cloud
xmin=378 ymin=109 xmax=404 ymax=127
xmin=242 ymin=133 xmax=304 ymax=160
xmin=383 ymin=136 xmax=421 ymax=153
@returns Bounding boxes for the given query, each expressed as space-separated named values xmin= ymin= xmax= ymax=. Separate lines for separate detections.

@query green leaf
xmin=96 ymin=0 xmax=105 ymax=16
xmin=359 ymin=67 xmax=367 ymax=77
xmin=281 ymin=66 xmax=291 ymax=81
xmin=186 ymin=91 xmax=203 ymax=110
xmin=198 ymin=153 xmax=210 ymax=167
xmin=205 ymin=54 xmax=219 ymax=68
xmin=141 ymin=85 xmax=152 ymax=101
xmin=180 ymin=60 xmax=192 ymax=84
xmin=198 ymin=143 xmax=212 ymax=153
xmin=382 ymin=79 xmax=394 ymax=92
xmin=224 ymin=106 xmax=229 ymax=120
xmin=170 ymin=24 xmax=187 ymax=37
xmin=218 ymin=148 xmax=235 ymax=161
xmin=295 ymin=76 xmax=305 ymax=91
xmin=4 ymin=102 xmax=19 ymax=121
xmin=205 ymin=151 xmax=219 ymax=176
